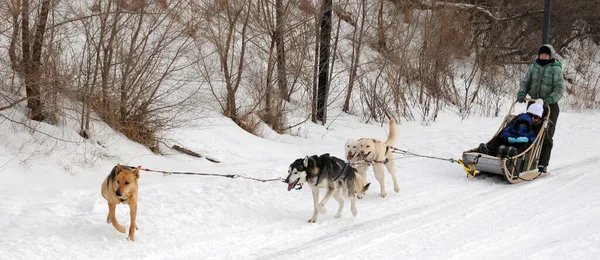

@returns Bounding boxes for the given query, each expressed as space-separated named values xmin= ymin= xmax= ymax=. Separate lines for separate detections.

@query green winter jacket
xmin=517 ymin=44 xmax=565 ymax=104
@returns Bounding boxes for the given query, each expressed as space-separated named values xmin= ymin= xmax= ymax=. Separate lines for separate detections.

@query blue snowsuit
xmin=501 ymin=114 xmax=537 ymax=144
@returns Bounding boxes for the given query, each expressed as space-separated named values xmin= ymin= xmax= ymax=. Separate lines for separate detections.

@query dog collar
xmin=373 ymin=158 xmax=389 ymax=164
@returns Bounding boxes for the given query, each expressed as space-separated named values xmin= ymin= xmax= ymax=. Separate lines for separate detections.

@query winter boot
xmin=478 ymin=143 xmax=489 ymax=154
xmin=538 ymin=165 xmax=547 ymax=173
xmin=507 ymin=146 xmax=518 ymax=157
xmin=497 ymin=145 xmax=508 ymax=157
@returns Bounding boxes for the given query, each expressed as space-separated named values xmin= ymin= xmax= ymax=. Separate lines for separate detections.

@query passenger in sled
xmin=478 ymin=99 xmax=544 ymax=157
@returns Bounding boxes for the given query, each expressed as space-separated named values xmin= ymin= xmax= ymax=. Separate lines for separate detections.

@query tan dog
xmin=345 ymin=119 xmax=399 ymax=198
xmin=101 ymin=164 xmax=140 ymax=241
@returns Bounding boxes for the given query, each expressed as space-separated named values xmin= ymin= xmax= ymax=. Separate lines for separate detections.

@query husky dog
xmin=345 ymin=119 xmax=399 ymax=198
xmin=285 ymin=154 xmax=370 ymax=223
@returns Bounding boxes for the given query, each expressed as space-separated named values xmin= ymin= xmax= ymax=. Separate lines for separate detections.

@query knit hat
xmin=526 ymin=99 xmax=544 ymax=118
xmin=538 ymin=45 xmax=552 ymax=56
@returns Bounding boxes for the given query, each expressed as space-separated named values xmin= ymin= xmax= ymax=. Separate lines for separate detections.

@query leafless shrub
xmin=563 ymin=39 xmax=600 ymax=110
xmin=64 ymin=0 xmax=197 ymax=151
xmin=2 ymin=0 xmax=599 ymax=147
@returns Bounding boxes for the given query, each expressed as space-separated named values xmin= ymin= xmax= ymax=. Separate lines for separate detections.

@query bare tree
xmin=2 ymin=0 xmax=599 ymax=146
xmin=343 ymin=0 xmax=367 ymax=113
xmin=72 ymin=0 xmax=118 ymax=138
xmin=52 ymin=0 xmax=197 ymax=151
xmin=195 ymin=0 xmax=250 ymax=125
xmin=9 ymin=0 xmax=53 ymax=121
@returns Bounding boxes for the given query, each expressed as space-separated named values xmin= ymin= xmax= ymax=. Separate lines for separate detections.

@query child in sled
xmin=479 ymin=100 xmax=543 ymax=157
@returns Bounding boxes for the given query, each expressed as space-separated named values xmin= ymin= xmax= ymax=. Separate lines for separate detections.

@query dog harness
xmin=314 ymin=162 xmax=350 ymax=185
xmin=315 ymin=171 xmax=322 ymax=186
xmin=372 ymin=158 xmax=390 ymax=164
xmin=367 ymin=146 xmax=391 ymax=164
xmin=333 ymin=163 xmax=350 ymax=181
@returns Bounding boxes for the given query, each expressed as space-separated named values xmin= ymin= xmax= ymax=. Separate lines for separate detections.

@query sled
xmin=461 ymin=99 xmax=550 ymax=184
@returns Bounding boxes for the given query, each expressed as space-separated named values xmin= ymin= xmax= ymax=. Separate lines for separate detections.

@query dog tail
xmin=384 ymin=118 xmax=398 ymax=146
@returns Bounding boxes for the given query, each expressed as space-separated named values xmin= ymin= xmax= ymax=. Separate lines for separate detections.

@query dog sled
xmin=461 ymin=99 xmax=551 ymax=184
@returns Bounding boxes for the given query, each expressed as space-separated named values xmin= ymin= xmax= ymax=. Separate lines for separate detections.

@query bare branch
xmin=388 ymin=0 xmax=544 ymax=23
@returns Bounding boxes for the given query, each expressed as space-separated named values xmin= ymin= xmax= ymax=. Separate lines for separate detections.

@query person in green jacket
xmin=516 ymin=44 xmax=565 ymax=173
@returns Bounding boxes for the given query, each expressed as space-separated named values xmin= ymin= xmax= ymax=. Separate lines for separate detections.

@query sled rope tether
xmin=389 ymin=147 xmax=480 ymax=178
xmin=133 ymin=166 xmax=283 ymax=183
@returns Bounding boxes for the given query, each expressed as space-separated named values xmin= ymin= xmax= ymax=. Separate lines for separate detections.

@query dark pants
xmin=537 ymin=102 xmax=559 ymax=166
xmin=486 ymin=135 xmax=530 ymax=156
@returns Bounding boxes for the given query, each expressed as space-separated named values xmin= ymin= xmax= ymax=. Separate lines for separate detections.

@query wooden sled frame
xmin=462 ymin=98 xmax=551 ymax=183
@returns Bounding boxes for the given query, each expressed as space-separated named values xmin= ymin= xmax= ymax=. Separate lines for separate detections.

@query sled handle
xmin=508 ymin=98 xmax=551 ymax=121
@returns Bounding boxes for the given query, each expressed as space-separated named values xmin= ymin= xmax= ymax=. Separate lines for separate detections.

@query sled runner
xmin=461 ymin=99 xmax=550 ymax=183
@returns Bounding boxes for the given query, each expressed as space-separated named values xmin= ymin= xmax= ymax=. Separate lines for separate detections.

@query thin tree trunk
xmin=231 ymin=6 xmax=250 ymax=120
xmin=275 ymin=0 xmax=288 ymax=101
xmin=326 ymin=5 xmax=342 ymax=122
xmin=316 ymin=0 xmax=332 ymax=124
xmin=102 ymin=0 xmax=118 ymax=114
xmin=86 ymin=0 xmax=112 ymax=131
xmin=120 ymin=8 xmax=145 ymax=122
xmin=8 ymin=0 xmax=20 ymax=73
xmin=23 ymin=0 xmax=51 ymax=121
xmin=311 ymin=8 xmax=320 ymax=123
xmin=21 ymin=0 xmax=32 ymax=100
xmin=265 ymin=37 xmax=276 ymax=126
xmin=344 ymin=0 xmax=366 ymax=113
xmin=377 ymin=0 xmax=386 ymax=52
xmin=221 ymin=8 xmax=240 ymax=119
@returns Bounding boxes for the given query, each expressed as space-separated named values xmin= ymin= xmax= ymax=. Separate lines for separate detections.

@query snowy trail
xmin=253 ymin=156 xmax=600 ymax=260
xmin=2 ymin=111 xmax=600 ymax=259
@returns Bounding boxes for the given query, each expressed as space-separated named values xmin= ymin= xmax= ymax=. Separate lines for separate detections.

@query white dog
xmin=345 ymin=119 xmax=399 ymax=198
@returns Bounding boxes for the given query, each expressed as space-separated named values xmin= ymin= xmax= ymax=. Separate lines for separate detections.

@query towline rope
xmin=127 ymin=166 xmax=284 ymax=183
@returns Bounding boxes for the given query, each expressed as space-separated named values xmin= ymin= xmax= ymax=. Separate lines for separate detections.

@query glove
xmin=508 ymin=137 xmax=517 ymax=143
xmin=517 ymin=95 xmax=525 ymax=103
xmin=516 ymin=136 xmax=529 ymax=143
xmin=543 ymin=99 xmax=549 ymax=106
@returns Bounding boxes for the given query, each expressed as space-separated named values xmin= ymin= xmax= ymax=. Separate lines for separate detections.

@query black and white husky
xmin=285 ymin=154 xmax=370 ymax=223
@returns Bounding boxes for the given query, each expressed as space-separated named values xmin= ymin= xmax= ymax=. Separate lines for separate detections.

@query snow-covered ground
xmin=1 ymin=103 xmax=600 ymax=260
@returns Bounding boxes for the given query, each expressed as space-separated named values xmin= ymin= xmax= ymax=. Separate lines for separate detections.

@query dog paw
xmin=318 ymin=204 xmax=327 ymax=214
xmin=115 ymin=224 xmax=126 ymax=233
xmin=380 ymin=192 xmax=387 ymax=198
xmin=334 ymin=212 xmax=342 ymax=218
xmin=127 ymin=228 xmax=135 ymax=241
xmin=308 ymin=218 xmax=317 ymax=223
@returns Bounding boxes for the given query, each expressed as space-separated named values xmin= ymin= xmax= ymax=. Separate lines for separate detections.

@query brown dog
xmin=101 ymin=164 xmax=140 ymax=241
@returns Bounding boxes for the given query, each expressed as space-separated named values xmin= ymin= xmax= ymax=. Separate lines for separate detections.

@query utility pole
xmin=542 ymin=0 xmax=552 ymax=44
